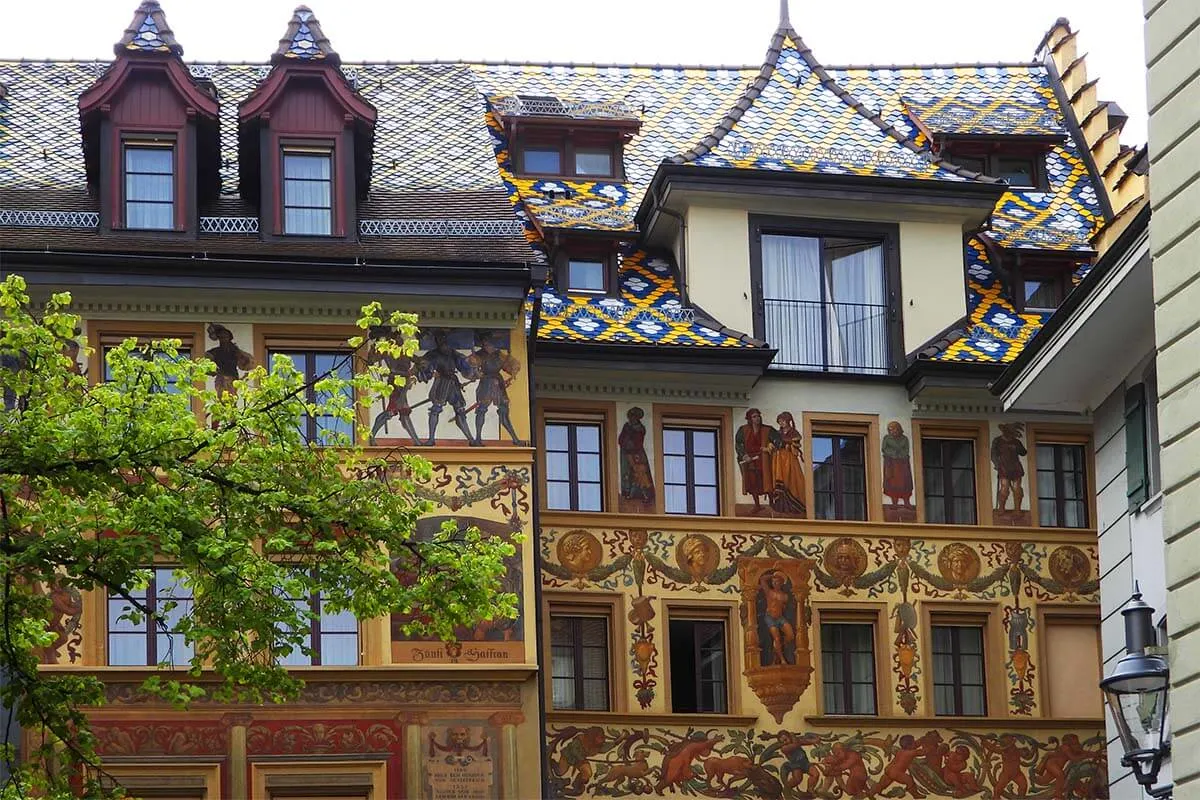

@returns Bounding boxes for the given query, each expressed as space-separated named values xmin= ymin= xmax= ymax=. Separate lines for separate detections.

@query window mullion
xmin=573 ymin=617 xmax=586 ymax=711
xmin=567 ymin=425 xmax=580 ymax=511
xmin=310 ymin=590 xmax=322 ymax=666
xmin=146 ymin=574 xmax=158 ymax=665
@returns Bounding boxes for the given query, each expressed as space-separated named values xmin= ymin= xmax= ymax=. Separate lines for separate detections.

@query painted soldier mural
xmin=368 ymin=325 xmax=420 ymax=444
xmin=617 ymin=406 xmax=655 ymax=513
xmin=417 ymin=328 xmax=477 ymax=446
xmin=735 ymin=408 xmax=778 ymax=514
xmin=205 ymin=323 xmax=253 ymax=397
xmin=992 ymin=422 xmax=1030 ymax=526
xmin=468 ymin=331 xmax=523 ymax=445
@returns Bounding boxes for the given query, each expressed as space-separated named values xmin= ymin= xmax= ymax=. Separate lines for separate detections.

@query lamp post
xmin=1100 ymin=590 xmax=1171 ymax=799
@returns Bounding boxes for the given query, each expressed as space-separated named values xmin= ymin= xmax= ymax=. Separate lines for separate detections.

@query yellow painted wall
xmin=898 ymin=221 xmax=969 ymax=354
xmin=682 ymin=204 xmax=755 ymax=334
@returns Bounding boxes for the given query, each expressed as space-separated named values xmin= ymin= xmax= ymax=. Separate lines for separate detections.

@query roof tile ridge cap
xmin=669 ymin=28 xmax=788 ymax=165
xmin=786 ymin=26 xmax=1003 ymax=185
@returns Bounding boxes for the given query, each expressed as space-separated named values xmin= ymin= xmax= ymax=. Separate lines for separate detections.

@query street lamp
xmin=1100 ymin=589 xmax=1171 ymax=799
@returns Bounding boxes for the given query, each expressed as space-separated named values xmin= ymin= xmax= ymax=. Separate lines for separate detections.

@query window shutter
xmin=1125 ymin=383 xmax=1149 ymax=510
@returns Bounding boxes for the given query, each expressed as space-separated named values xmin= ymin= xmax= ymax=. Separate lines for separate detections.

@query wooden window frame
xmin=653 ymin=404 xmax=732 ymax=516
xmin=121 ymin=135 xmax=179 ymax=232
xmin=661 ymin=600 xmax=740 ymax=715
xmin=813 ymin=604 xmax=889 ymax=717
xmin=922 ymin=602 xmax=1005 ymax=719
xmin=102 ymin=764 xmax=222 ymax=799
xmin=514 ymin=131 xmax=624 ymax=180
xmin=748 ymin=215 xmax=904 ymax=376
xmin=551 ymin=244 xmax=620 ymax=298
xmin=256 ymin=325 xmax=367 ymax=444
xmin=542 ymin=592 xmax=626 ymax=713
xmin=536 ymin=401 xmax=619 ymax=514
xmin=803 ymin=413 xmax=882 ymax=522
xmin=659 ymin=422 xmax=722 ymax=517
xmin=1028 ymin=424 xmax=1094 ymax=530
xmin=279 ymin=567 xmax=361 ymax=668
xmin=1036 ymin=603 xmax=1104 ymax=721
xmin=106 ymin=565 xmax=193 ymax=667
xmin=911 ymin=420 xmax=992 ymax=526
xmin=252 ymin=762 xmax=387 ymax=800
xmin=941 ymin=146 xmax=1050 ymax=191
xmin=543 ymin=419 xmax=605 ymax=512
xmin=87 ymin=320 xmax=207 ymax=417
xmin=279 ymin=139 xmax=338 ymax=238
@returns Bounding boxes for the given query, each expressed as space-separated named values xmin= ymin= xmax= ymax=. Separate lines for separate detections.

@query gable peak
xmin=274 ymin=5 xmax=340 ymax=65
xmin=115 ymin=0 xmax=183 ymax=57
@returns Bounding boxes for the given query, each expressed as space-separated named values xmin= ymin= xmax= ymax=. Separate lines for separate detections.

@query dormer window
xmin=123 ymin=140 xmax=175 ymax=230
xmin=282 ymin=146 xmax=334 ymax=236
xmin=1010 ymin=253 xmax=1084 ymax=311
xmin=567 ymin=258 xmax=607 ymax=293
xmin=495 ymin=94 xmax=640 ymax=181
xmin=552 ymin=244 xmax=619 ymax=296
xmin=952 ymin=152 xmax=1042 ymax=188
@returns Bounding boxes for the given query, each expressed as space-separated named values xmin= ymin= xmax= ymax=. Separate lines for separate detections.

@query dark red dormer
xmin=78 ymin=1 xmax=220 ymax=235
xmin=238 ymin=7 xmax=376 ymax=240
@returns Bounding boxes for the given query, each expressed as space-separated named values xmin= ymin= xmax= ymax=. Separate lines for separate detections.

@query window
xmin=1022 ymin=274 xmax=1068 ymax=310
xmin=282 ymin=149 xmax=333 ymax=235
xmin=567 ymin=259 xmax=606 ymax=293
xmin=574 ymin=148 xmax=614 ymax=177
xmin=1036 ymin=443 xmax=1088 ymax=528
xmin=278 ymin=572 xmax=358 ymax=667
xmin=107 ymin=567 xmax=193 ymax=666
xmin=123 ymin=143 xmax=175 ymax=230
xmin=754 ymin=221 xmax=898 ymax=375
xmin=942 ymin=149 xmax=1048 ymax=190
xmin=269 ymin=349 xmax=354 ymax=444
xmin=812 ymin=434 xmax=866 ymax=520
xmin=544 ymin=421 xmax=603 ymax=511
xmin=821 ymin=622 xmax=876 ymax=714
xmin=922 ymin=438 xmax=977 ymax=524
xmin=522 ymin=146 xmax=562 ymax=175
xmin=995 ymin=156 xmax=1037 ymax=186
xmin=931 ymin=624 xmax=986 ymax=716
xmin=102 ymin=344 xmax=192 ymax=395
xmin=1043 ymin=617 xmax=1102 ymax=717
xmin=663 ymin=426 xmax=719 ymax=515
xmin=1126 ymin=373 xmax=1161 ymax=509
xmin=669 ymin=617 xmax=728 ymax=713
xmin=550 ymin=615 xmax=610 ymax=710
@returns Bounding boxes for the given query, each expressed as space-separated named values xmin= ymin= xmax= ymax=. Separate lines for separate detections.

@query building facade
xmin=1143 ymin=0 xmax=1200 ymax=796
xmin=0 ymin=2 xmax=1144 ymax=798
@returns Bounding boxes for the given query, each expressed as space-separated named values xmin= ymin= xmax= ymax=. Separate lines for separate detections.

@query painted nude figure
xmin=758 ymin=569 xmax=795 ymax=666
xmin=872 ymin=734 xmax=927 ymax=798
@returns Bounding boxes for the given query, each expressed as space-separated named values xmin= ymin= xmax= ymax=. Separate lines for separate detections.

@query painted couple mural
xmin=735 ymin=409 xmax=807 ymax=517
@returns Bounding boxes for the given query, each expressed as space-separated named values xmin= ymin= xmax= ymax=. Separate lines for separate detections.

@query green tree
xmin=0 ymin=275 xmax=517 ymax=796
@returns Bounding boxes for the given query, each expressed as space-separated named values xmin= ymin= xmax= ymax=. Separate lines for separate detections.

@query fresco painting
xmin=734 ymin=408 xmax=807 ymax=519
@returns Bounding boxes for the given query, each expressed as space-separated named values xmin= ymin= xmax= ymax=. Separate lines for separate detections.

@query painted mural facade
xmin=38 ymin=316 xmax=541 ymax=799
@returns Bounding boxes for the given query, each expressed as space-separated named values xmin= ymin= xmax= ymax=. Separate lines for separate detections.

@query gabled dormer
xmin=238 ymin=6 xmax=376 ymax=241
xmin=78 ymin=1 xmax=220 ymax=235
xmin=493 ymin=95 xmax=640 ymax=181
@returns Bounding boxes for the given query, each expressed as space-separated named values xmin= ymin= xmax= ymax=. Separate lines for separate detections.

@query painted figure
xmin=367 ymin=326 xmax=420 ymax=443
xmin=417 ymin=329 xmax=477 ymax=446
xmin=735 ymin=408 xmax=779 ymax=511
xmin=1008 ymin=606 xmax=1032 ymax=652
xmin=1036 ymin=734 xmax=1099 ymax=800
xmin=984 ymin=734 xmax=1030 ymax=798
xmin=618 ymin=407 xmax=656 ymax=506
xmin=778 ymin=731 xmax=821 ymax=793
xmin=205 ymin=323 xmax=253 ymax=397
xmin=769 ymin=412 xmax=806 ymax=515
xmin=655 ymin=732 xmax=722 ymax=794
xmin=944 ymin=745 xmax=982 ymax=796
xmin=550 ymin=726 xmax=606 ymax=793
xmin=468 ymin=331 xmax=523 ymax=445
xmin=872 ymin=734 xmax=927 ymax=798
xmin=992 ymin=422 xmax=1028 ymax=512
xmin=882 ymin=420 xmax=914 ymax=507
xmin=757 ymin=568 xmax=796 ymax=666
xmin=821 ymin=742 xmax=871 ymax=798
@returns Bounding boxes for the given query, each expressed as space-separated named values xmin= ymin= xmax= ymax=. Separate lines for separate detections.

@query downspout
xmin=525 ymin=263 xmax=550 ymax=800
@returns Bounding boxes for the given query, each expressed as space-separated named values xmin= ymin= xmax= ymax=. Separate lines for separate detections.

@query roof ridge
xmin=824 ymin=61 xmax=1042 ymax=72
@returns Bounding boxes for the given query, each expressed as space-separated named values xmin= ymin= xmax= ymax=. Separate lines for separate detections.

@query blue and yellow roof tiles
xmin=537 ymin=249 xmax=755 ymax=349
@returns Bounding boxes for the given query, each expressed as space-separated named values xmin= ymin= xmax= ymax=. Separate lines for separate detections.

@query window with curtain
xmin=124 ymin=144 xmax=175 ymax=230
xmin=107 ymin=567 xmax=193 ymax=666
xmin=283 ymin=150 xmax=333 ymax=235
xmin=268 ymin=349 xmax=354 ymax=444
xmin=277 ymin=571 xmax=358 ymax=667
xmin=922 ymin=438 xmax=977 ymax=524
xmin=821 ymin=622 xmax=876 ymax=714
xmin=931 ymin=624 xmax=986 ymax=716
xmin=550 ymin=614 xmax=610 ymax=710
xmin=1036 ymin=443 xmax=1088 ymax=528
xmin=760 ymin=233 xmax=889 ymax=374
xmin=663 ymin=426 xmax=719 ymax=516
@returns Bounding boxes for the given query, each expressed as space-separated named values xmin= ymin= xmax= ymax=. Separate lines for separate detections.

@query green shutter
xmin=1126 ymin=383 xmax=1149 ymax=510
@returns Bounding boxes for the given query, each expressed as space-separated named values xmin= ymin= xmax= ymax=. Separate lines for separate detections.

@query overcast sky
xmin=6 ymin=0 xmax=1148 ymax=145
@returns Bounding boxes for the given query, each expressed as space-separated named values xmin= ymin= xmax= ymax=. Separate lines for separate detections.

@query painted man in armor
xmin=468 ymin=331 xmax=523 ymax=446
xmin=367 ymin=326 xmax=420 ymax=444
xmin=417 ymin=329 xmax=477 ymax=446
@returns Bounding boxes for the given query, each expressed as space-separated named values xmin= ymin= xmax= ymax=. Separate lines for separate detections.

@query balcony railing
xmin=764 ymin=298 xmax=890 ymax=374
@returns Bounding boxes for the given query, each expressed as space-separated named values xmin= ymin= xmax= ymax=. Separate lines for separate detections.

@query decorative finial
xmin=779 ymin=0 xmax=791 ymax=28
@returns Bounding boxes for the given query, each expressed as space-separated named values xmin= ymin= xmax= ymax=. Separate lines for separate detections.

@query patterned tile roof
xmin=117 ymin=1 xmax=182 ymax=56
xmin=0 ymin=7 xmax=1111 ymax=360
xmin=274 ymin=6 xmax=338 ymax=65
xmin=537 ymin=248 xmax=755 ymax=348
xmin=672 ymin=31 xmax=991 ymax=184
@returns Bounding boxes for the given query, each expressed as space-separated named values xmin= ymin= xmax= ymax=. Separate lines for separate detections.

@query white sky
xmin=7 ymin=0 xmax=1149 ymax=144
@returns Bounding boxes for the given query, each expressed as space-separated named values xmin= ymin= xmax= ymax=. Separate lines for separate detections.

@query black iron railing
xmin=763 ymin=298 xmax=891 ymax=374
